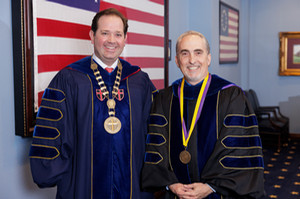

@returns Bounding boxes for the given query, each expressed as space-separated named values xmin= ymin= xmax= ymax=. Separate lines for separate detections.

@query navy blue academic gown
xmin=142 ymin=75 xmax=265 ymax=199
xmin=29 ymin=56 xmax=155 ymax=199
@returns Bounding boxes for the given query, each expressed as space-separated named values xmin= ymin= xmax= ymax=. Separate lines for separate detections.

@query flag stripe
xmin=38 ymin=55 xmax=87 ymax=73
xmin=220 ymin=35 xmax=238 ymax=43
xmin=120 ymin=57 xmax=164 ymax=68
xmin=127 ymin=32 xmax=164 ymax=47
xmin=220 ymin=41 xmax=238 ymax=46
xmin=101 ymin=0 xmax=164 ymax=16
xmin=38 ymin=92 xmax=44 ymax=109
xmin=151 ymin=79 xmax=164 ymax=89
xmin=36 ymin=37 xmax=93 ymax=55
xmin=141 ymin=68 xmax=164 ymax=79
xmin=128 ymin=20 xmax=164 ymax=37
xmin=220 ymin=45 xmax=238 ymax=50
xmin=122 ymin=45 xmax=164 ymax=58
xmin=219 ymin=57 xmax=238 ymax=62
xmin=100 ymin=1 xmax=164 ymax=26
xmin=220 ymin=52 xmax=238 ymax=58
xmin=38 ymin=71 xmax=57 ymax=92
xmin=149 ymin=0 xmax=165 ymax=5
xmin=37 ymin=18 xmax=90 ymax=39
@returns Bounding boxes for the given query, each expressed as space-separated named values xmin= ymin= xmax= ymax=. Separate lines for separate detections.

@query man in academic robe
xmin=29 ymin=8 xmax=155 ymax=199
xmin=142 ymin=31 xmax=264 ymax=199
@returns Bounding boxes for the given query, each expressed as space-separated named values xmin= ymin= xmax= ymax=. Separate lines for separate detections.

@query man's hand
xmin=169 ymin=183 xmax=189 ymax=198
xmin=169 ymin=182 xmax=213 ymax=199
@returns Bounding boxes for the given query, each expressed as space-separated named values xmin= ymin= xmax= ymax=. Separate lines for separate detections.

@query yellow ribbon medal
xmin=178 ymin=73 xmax=211 ymax=164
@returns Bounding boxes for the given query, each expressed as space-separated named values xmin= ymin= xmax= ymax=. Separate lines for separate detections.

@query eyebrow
xmin=179 ymin=49 xmax=203 ymax=53
xmin=100 ymin=29 xmax=123 ymax=33
xmin=179 ymin=49 xmax=189 ymax=53
xmin=194 ymin=49 xmax=203 ymax=52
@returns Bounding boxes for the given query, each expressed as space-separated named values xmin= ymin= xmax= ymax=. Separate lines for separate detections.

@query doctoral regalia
xmin=29 ymin=56 xmax=155 ymax=199
xmin=142 ymin=75 xmax=265 ymax=199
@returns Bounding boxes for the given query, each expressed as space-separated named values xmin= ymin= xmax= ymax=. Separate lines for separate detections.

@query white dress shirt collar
xmin=92 ymin=54 xmax=118 ymax=69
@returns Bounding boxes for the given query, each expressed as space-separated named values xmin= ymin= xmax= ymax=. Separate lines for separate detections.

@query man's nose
xmin=108 ymin=34 xmax=116 ymax=42
xmin=189 ymin=54 xmax=196 ymax=64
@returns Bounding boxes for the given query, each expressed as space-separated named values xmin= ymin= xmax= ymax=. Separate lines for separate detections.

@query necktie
xmin=105 ymin=67 xmax=113 ymax=73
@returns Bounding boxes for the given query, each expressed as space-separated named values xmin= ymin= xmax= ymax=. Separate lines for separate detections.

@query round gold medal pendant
xmin=179 ymin=150 xmax=191 ymax=164
xmin=104 ymin=116 xmax=121 ymax=134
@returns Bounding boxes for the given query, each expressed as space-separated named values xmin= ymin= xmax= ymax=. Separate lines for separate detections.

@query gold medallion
xmin=104 ymin=116 xmax=121 ymax=134
xmin=91 ymin=57 xmax=123 ymax=135
xmin=179 ymin=150 xmax=191 ymax=164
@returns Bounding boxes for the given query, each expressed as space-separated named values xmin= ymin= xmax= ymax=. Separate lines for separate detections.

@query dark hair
xmin=91 ymin=8 xmax=128 ymax=36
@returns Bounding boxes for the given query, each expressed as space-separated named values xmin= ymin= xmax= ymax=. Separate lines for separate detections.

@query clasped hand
xmin=169 ymin=182 xmax=213 ymax=199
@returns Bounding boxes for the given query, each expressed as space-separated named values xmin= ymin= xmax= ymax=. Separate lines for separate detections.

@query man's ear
xmin=89 ymin=30 xmax=95 ymax=44
xmin=124 ymin=34 xmax=128 ymax=42
xmin=175 ymin=55 xmax=179 ymax=68
xmin=207 ymin=53 xmax=212 ymax=66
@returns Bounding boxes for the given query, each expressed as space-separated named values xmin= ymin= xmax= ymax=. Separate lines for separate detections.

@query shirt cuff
xmin=165 ymin=185 xmax=170 ymax=190
xmin=206 ymin=183 xmax=216 ymax=192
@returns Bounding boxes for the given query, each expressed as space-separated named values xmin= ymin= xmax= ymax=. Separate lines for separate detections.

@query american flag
xmin=219 ymin=2 xmax=239 ymax=63
xmin=32 ymin=0 xmax=165 ymax=111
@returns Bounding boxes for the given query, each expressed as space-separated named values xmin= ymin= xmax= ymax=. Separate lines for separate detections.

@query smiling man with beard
xmin=142 ymin=31 xmax=265 ymax=199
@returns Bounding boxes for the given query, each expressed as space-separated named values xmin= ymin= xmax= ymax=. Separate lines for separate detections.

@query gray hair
xmin=176 ymin=31 xmax=210 ymax=55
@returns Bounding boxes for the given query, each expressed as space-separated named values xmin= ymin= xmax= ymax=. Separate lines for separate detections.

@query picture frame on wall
xmin=11 ymin=0 xmax=35 ymax=137
xmin=219 ymin=1 xmax=239 ymax=64
xmin=12 ymin=0 xmax=169 ymax=137
xmin=279 ymin=32 xmax=300 ymax=76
